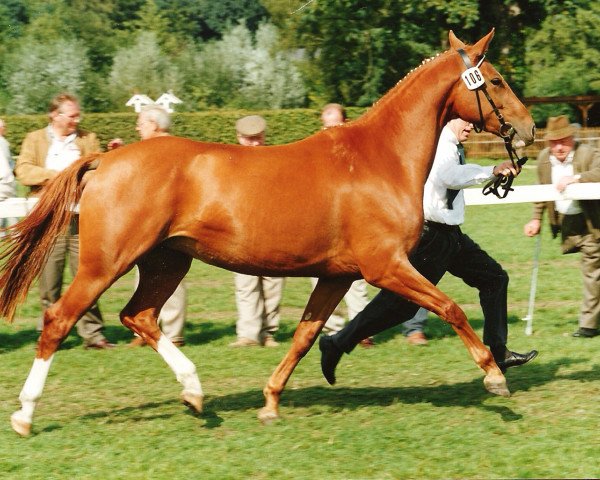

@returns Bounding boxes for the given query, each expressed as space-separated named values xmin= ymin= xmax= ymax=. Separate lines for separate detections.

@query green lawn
xmin=1 ymin=165 xmax=599 ymax=479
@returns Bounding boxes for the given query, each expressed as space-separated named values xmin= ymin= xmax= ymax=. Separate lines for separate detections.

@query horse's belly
xmin=164 ymin=235 xmax=358 ymax=278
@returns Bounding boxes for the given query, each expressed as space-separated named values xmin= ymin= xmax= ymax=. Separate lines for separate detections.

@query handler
xmin=320 ymin=118 xmax=538 ymax=384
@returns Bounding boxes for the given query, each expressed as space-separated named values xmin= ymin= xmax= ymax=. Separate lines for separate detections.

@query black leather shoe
xmin=319 ymin=335 xmax=343 ymax=385
xmin=497 ymin=350 xmax=538 ymax=373
xmin=572 ymin=327 xmax=598 ymax=338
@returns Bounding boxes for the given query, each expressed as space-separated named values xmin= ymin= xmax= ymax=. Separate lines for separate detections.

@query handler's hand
xmin=523 ymin=219 xmax=541 ymax=237
xmin=493 ymin=160 xmax=521 ymax=177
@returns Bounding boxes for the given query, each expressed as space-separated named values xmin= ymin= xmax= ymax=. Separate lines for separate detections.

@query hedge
xmin=2 ymin=108 xmax=367 ymax=156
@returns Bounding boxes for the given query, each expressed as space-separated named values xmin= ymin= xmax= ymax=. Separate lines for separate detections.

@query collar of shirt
xmin=47 ymin=125 xmax=78 ymax=145
xmin=549 ymin=150 xmax=574 ymax=167
xmin=549 ymin=150 xmax=581 ymax=215
xmin=45 ymin=126 xmax=81 ymax=172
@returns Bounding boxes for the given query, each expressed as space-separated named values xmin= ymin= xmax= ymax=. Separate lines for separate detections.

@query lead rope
xmin=457 ymin=49 xmax=528 ymax=199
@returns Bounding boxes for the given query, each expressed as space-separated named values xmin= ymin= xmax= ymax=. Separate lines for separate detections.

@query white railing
xmin=0 ymin=184 xmax=599 ymax=218
xmin=0 ymin=197 xmax=39 ymax=218
xmin=464 ymin=182 xmax=600 ymax=205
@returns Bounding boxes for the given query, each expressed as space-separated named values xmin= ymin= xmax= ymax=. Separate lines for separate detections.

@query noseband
xmin=457 ymin=49 xmax=528 ymax=199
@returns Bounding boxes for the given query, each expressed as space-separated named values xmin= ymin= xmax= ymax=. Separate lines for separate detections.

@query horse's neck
xmin=361 ymin=52 xmax=458 ymax=176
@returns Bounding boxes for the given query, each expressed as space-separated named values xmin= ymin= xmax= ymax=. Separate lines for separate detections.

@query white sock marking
xmin=14 ymin=355 xmax=55 ymax=424
xmin=156 ymin=335 xmax=203 ymax=396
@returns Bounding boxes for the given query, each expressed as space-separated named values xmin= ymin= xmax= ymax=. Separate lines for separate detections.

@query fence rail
xmin=465 ymin=127 xmax=600 ymax=159
xmin=1 ymin=183 xmax=599 ymax=219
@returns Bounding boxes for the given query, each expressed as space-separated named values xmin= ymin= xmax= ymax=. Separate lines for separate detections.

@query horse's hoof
xmin=484 ymin=375 xmax=511 ymax=397
xmin=181 ymin=392 xmax=204 ymax=413
xmin=257 ymin=407 xmax=279 ymax=425
xmin=10 ymin=413 xmax=32 ymax=437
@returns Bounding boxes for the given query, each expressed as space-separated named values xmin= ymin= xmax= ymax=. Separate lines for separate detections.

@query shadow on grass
xmin=57 ymin=357 xmax=599 ymax=434
xmin=205 ymin=356 xmax=600 ymax=422
xmin=76 ymin=399 xmax=224 ymax=430
xmin=0 ymin=320 xmax=237 ymax=353
xmin=2 ymin=308 xmax=506 ymax=352
xmin=184 ymin=321 xmax=235 ymax=345
xmin=0 ymin=328 xmax=83 ymax=353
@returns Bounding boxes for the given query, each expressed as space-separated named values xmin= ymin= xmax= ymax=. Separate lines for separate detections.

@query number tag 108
xmin=461 ymin=66 xmax=485 ymax=90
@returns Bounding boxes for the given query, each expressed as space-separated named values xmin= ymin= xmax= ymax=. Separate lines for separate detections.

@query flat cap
xmin=235 ymin=115 xmax=266 ymax=136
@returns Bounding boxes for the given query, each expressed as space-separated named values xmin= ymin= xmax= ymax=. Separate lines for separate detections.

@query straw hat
xmin=235 ymin=115 xmax=266 ymax=136
xmin=544 ymin=115 xmax=576 ymax=141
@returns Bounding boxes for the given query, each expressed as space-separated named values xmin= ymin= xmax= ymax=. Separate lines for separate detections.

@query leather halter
xmin=457 ymin=49 xmax=528 ymax=199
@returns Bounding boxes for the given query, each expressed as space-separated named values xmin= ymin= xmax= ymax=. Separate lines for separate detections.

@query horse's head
xmin=447 ymin=29 xmax=535 ymax=147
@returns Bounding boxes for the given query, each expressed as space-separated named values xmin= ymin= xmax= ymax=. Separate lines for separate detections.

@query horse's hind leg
xmin=120 ymin=246 xmax=203 ymax=413
xmin=259 ymin=277 xmax=352 ymax=423
xmin=11 ymin=266 xmax=117 ymax=436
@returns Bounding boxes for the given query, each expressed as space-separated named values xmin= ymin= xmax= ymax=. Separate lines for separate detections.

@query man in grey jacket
xmin=524 ymin=115 xmax=600 ymax=338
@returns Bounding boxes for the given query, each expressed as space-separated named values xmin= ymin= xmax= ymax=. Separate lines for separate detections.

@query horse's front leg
xmin=366 ymin=259 xmax=509 ymax=397
xmin=440 ymin=301 xmax=509 ymax=396
xmin=258 ymin=277 xmax=353 ymax=424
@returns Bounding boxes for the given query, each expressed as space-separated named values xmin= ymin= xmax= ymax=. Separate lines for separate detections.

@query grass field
xmin=1 ymin=165 xmax=599 ymax=479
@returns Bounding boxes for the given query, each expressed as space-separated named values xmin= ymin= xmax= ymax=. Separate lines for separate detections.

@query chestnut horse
xmin=1 ymin=30 xmax=534 ymax=436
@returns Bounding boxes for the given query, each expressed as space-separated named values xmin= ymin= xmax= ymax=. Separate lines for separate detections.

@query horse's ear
xmin=471 ymin=28 xmax=495 ymax=56
xmin=448 ymin=30 xmax=466 ymax=50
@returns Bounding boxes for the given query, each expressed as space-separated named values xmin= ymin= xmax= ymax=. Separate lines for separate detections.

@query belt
xmin=424 ymin=220 xmax=460 ymax=232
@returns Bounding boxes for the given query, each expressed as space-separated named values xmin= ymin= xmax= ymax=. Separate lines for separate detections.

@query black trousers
xmin=332 ymin=221 xmax=509 ymax=354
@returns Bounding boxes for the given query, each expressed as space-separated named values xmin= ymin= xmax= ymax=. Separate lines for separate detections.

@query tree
xmin=195 ymin=0 xmax=270 ymax=39
xmin=188 ymin=22 xmax=306 ymax=109
xmin=524 ymin=2 xmax=600 ymax=122
xmin=0 ymin=0 xmax=28 ymax=44
xmin=108 ymin=31 xmax=182 ymax=110
xmin=291 ymin=0 xmax=554 ymax=106
xmin=0 ymin=0 xmax=29 ymax=108
xmin=4 ymin=38 xmax=89 ymax=114
xmin=294 ymin=0 xmax=444 ymax=106
xmin=238 ymin=23 xmax=306 ymax=108
xmin=126 ymin=0 xmax=184 ymax=54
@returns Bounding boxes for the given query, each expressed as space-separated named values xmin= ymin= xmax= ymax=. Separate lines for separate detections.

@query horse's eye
xmin=491 ymin=78 xmax=502 ymax=86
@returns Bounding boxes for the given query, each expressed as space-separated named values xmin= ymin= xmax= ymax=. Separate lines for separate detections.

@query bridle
xmin=457 ymin=49 xmax=528 ymax=199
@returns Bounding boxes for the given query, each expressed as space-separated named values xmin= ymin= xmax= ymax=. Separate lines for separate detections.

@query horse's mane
xmin=357 ymin=49 xmax=453 ymax=123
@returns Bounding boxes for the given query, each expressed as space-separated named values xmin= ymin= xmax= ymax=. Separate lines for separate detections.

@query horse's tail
xmin=0 ymin=153 xmax=102 ymax=322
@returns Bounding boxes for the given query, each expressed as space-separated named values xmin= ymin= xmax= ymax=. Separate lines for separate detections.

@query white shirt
xmin=423 ymin=126 xmax=495 ymax=225
xmin=45 ymin=127 xmax=81 ymax=172
xmin=550 ymin=152 xmax=582 ymax=215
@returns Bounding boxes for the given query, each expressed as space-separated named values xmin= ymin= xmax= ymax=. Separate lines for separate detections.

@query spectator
xmin=121 ymin=105 xmax=188 ymax=347
xmin=524 ymin=115 xmax=600 ymax=338
xmin=316 ymin=103 xmax=374 ymax=347
xmin=320 ymin=102 xmax=346 ymax=128
xmin=319 ymin=118 xmax=538 ymax=384
xmin=0 ymin=118 xmax=18 ymax=230
xmin=15 ymin=93 xmax=114 ymax=349
xmin=230 ymin=115 xmax=285 ymax=348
